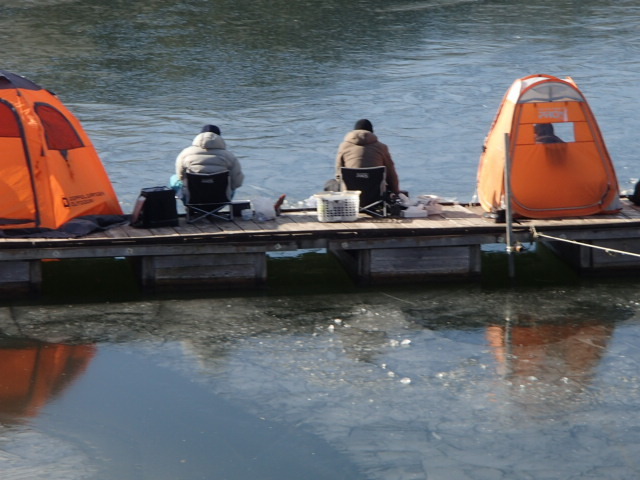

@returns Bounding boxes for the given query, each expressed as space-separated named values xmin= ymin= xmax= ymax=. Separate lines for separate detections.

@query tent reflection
xmin=0 ymin=339 xmax=95 ymax=421
xmin=486 ymin=317 xmax=613 ymax=407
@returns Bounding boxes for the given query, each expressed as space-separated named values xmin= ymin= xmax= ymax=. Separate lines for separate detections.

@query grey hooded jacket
xmin=175 ymin=132 xmax=244 ymax=190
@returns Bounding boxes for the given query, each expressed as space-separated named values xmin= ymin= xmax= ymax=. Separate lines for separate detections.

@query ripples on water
xmin=4 ymin=0 xmax=640 ymax=208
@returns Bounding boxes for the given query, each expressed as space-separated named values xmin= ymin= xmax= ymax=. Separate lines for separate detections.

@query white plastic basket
xmin=314 ymin=191 xmax=360 ymax=222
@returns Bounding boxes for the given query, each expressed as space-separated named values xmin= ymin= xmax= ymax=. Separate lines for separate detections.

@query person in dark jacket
xmin=534 ymin=123 xmax=565 ymax=144
xmin=334 ymin=119 xmax=400 ymax=194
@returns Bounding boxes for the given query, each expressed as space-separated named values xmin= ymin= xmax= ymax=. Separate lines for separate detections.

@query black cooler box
xmin=131 ymin=186 xmax=179 ymax=228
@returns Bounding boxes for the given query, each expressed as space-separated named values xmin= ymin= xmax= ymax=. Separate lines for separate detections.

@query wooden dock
xmin=2 ymin=200 xmax=640 ymax=296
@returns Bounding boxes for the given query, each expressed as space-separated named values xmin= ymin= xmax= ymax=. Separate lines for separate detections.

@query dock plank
xmin=2 ymin=202 xmax=640 ymax=252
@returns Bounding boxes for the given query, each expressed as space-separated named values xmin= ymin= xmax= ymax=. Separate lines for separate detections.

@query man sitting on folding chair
xmin=171 ymin=124 xmax=244 ymax=202
xmin=184 ymin=170 xmax=234 ymax=222
xmin=335 ymin=119 xmax=400 ymax=193
xmin=335 ymin=119 xmax=401 ymax=217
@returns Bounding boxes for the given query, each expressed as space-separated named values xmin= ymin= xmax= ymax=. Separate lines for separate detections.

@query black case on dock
xmin=131 ymin=186 xmax=178 ymax=228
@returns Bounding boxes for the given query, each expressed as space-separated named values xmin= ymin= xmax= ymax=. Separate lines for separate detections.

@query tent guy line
xmin=531 ymin=227 xmax=640 ymax=260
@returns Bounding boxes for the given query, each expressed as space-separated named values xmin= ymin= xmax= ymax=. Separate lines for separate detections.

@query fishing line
xmin=531 ymin=227 xmax=640 ymax=259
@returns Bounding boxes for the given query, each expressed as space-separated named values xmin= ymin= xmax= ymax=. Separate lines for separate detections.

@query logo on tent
xmin=62 ymin=192 xmax=106 ymax=208
xmin=538 ymin=107 xmax=568 ymax=121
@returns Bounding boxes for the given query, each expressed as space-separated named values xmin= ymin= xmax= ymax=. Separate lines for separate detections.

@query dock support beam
xmin=136 ymin=253 xmax=267 ymax=292
xmin=0 ymin=260 xmax=42 ymax=296
xmin=329 ymin=241 xmax=481 ymax=285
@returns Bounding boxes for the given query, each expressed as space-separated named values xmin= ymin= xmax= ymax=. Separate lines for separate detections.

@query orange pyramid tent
xmin=0 ymin=70 xmax=123 ymax=230
xmin=477 ymin=74 xmax=621 ymax=219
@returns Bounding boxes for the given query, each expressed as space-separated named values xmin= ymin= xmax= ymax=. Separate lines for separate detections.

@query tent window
xmin=34 ymin=103 xmax=84 ymax=151
xmin=533 ymin=122 xmax=575 ymax=144
xmin=521 ymin=82 xmax=585 ymax=103
xmin=0 ymin=102 xmax=20 ymax=137
xmin=553 ymin=122 xmax=575 ymax=142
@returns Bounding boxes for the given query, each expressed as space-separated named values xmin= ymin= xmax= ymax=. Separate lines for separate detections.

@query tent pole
xmin=504 ymin=133 xmax=516 ymax=281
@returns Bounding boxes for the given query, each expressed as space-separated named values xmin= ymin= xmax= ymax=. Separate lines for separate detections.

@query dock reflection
xmin=0 ymin=338 xmax=96 ymax=422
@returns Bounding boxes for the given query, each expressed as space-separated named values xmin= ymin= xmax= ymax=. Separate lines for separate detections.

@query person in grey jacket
xmin=335 ymin=119 xmax=400 ymax=194
xmin=171 ymin=124 xmax=244 ymax=199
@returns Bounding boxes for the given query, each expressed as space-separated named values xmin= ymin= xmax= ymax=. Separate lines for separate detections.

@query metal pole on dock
xmin=504 ymin=133 xmax=516 ymax=281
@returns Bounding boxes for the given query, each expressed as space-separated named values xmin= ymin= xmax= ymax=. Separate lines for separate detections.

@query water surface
xmin=2 ymin=281 xmax=640 ymax=478
xmin=2 ymin=0 xmax=640 ymax=478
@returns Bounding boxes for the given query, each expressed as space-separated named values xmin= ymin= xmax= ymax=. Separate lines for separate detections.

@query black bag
xmin=131 ymin=187 xmax=178 ymax=228
xmin=629 ymin=180 xmax=640 ymax=206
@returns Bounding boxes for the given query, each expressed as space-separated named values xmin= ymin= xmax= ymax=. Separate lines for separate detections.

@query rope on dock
xmin=530 ymin=227 xmax=640 ymax=259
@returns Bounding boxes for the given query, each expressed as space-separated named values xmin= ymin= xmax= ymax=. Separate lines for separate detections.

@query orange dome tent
xmin=0 ymin=70 xmax=122 ymax=230
xmin=477 ymin=74 xmax=621 ymax=219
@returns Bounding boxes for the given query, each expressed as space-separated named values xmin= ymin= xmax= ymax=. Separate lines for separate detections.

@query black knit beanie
xmin=201 ymin=124 xmax=221 ymax=135
xmin=354 ymin=119 xmax=373 ymax=132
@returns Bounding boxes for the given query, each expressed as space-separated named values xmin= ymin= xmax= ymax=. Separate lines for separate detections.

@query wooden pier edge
xmin=1 ymin=202 xmax=640 ymax=296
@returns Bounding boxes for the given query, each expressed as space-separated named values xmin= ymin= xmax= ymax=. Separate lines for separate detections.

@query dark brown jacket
xmin=335 ymin=130 xmax=400 ymax=193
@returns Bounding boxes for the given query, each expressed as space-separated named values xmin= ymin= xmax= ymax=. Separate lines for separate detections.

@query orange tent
xmin=0 ymin=70 xmax=122 ymax=229
xmin=477 ymin=74 xmax=621 ymax=219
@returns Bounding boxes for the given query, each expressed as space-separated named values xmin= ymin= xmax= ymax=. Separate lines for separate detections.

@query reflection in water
xmin=0 ymin=287 xmax=639 ymax=478
xmin=487 ymin=316 xmax=614 ymax=411
xmin=0 ymin=340 xmax=99 ymax=480
xmin=0 ymin=339 xmax=95 ymax=422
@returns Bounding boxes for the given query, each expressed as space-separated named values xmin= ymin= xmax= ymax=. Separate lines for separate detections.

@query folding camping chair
xmin=340 ymin=166 xmax=388 ymax=217
xmin=184 ymin=170 xmax=233 ymax=223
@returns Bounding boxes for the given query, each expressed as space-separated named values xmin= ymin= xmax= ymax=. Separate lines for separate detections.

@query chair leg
xmin=360 ymin=201 xmax=388 ymax=218
xmin=186 ymin=204 xmax=233 ymax=223
xmin=187 ymin=208 xmax=208 ymax=224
